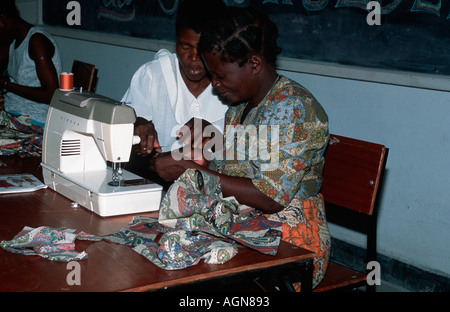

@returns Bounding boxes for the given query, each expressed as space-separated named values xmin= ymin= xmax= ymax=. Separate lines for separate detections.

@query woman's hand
xmin=149 ymin=152 xmax=202 ymax=182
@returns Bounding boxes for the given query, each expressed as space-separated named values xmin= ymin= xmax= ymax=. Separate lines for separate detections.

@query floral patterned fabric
xmin=0 ymin=111 xmax=43 ymax=157
xmin=209 ymin=75 xmax=331 ymax=288
xmin=1 ymin=170 xmax=282 ymax=270
xmin=84 ymin=169 xmax=282 ymax=270
xmin=0 ymin=226 xmax=87 ymax=262
xmin=159 ymin=169 xmax=282 ymax=254
xmin=142 ymin=168 xmax=282 ymax=269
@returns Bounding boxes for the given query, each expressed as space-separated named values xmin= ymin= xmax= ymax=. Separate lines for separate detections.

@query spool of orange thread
xmin=59 ymin=72 xmax=74 ymax=91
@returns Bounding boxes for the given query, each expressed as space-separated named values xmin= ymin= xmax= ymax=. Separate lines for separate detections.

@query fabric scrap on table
xmin=0 ymin=111 xmax=43 ymax=157
xmin=0 ymin=226 xmax=87 ymax=262
xmin=77 ymin=217 xmax=161 ymax=247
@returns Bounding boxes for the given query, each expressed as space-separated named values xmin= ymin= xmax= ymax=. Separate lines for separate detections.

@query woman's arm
xmin=5 ymin=33 xmax=59 ymax=104
xmin=149 ymin=154 xmax=285 ymax=214
xmin=216 ymin=172 xmax=285 ymax=214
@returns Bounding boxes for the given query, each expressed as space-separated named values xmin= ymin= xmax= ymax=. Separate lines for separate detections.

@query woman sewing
xmin=149 ymin=6 xmax=330 ymax=289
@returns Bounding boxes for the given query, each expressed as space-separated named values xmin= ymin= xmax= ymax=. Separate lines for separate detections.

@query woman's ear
xmin=248 ymin=54 xmax=263 ymax=74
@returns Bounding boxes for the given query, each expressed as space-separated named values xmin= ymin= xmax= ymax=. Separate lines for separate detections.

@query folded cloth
xmin=159 ymin=169 xmax=283 ymax=254
xmin=78 ymin=215 xmax=240 ymax=270
xmin=80 ymin=169 xmax=283 ymax=270
xmin=0 ymin=226 xmax=87 ymax=262
xmin=129 ymin=169 xmax=282 ymax=270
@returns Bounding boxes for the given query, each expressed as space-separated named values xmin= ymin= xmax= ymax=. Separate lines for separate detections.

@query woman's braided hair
xmin=198 ymin=6 xmax=281 ymax=67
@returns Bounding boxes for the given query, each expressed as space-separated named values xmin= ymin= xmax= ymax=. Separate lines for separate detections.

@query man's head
xmin=175 ymin=0 xmax=226 ymax=82
xmin=175 ymin=0 xmax=225 ymax=37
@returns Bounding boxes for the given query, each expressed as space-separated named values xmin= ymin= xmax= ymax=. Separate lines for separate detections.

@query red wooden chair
xmin=314 ymin=134 xmax=388 ymax=292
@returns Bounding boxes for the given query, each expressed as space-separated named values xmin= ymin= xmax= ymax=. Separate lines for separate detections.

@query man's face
xmin=176 ymin=27 xmax=208 ymax=82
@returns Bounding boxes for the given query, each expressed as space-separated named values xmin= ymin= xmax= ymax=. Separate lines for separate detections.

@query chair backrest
xmin=321 ymin=134 xmax=387 ymax=216
xmin=71 ymin=60 xmax=96 ymax=92
xmin=314 ymin=134 xmax=388 ymax=292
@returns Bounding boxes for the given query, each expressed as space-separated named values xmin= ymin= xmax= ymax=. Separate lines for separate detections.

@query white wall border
xmin=277 ymin=57 xmax=450 ymax=93
xmin=44 ymin=26 xmax=450 ymax=93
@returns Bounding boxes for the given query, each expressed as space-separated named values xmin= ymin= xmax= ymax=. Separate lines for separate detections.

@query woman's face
xmin=202 ymin=51 xmax=256 ymax=106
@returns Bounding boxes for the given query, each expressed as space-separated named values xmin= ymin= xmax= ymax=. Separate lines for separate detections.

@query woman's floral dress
xmin=209 ymin=75 xmax=331 ymax=289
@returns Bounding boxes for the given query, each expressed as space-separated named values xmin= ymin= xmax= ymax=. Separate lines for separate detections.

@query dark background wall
xmin=43 ymin=0 xmax=450 ymax=76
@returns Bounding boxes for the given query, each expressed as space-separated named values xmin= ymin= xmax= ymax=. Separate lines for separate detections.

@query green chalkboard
xmin=42 ymin=0 xmax=450 ymax=76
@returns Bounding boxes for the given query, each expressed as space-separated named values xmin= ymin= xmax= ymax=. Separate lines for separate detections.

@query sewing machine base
xmin=41 ymin=163 xmax=163 ymax=217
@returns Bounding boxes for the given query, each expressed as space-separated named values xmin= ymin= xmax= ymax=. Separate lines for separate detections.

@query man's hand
xmin=176 ymin=117 xmax=219 ymax=151
xmin=133 ymin=117 xmax=162 ymax=156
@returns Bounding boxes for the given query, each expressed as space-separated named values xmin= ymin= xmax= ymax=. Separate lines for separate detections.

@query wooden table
xmin=0 ymin=155 xmax=314 ymax=292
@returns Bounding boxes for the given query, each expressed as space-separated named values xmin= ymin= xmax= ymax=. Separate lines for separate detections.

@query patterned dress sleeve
xmin=249 ymin=82 xmax=329 ymax=207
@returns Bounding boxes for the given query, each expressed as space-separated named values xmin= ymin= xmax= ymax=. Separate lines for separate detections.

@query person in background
xmin=121 ymin=0 xmax=228 ymax=184
xmin=0 ymin=0 xmax=62 ymax=126
xmin=149 ymin=6 xmax=330 ymax=289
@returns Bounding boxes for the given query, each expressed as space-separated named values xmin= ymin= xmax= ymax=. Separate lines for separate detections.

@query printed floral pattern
xmin=0 ymin=226 xmax=87 ymax=262
xmin=0 ymin=111 xmax=43 ymax=156
xmin=81 ymin=169 xmax=283 ymax=270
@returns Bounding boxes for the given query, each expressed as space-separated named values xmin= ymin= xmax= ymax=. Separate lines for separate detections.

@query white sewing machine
xmin=41 ymin=89 xmax=162 ymax=217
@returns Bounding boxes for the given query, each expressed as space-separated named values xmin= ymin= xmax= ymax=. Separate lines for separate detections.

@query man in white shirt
xmin=122 ymin=0 xmax=228 ymax=152
xmin=122 ymin=47 xmax=227 ymax=154
xmin=121 ymin=0 xmax=227 ymax=184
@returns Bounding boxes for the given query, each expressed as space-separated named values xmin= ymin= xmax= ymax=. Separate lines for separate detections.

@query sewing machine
xmin=41 ymin=89 xmax=162 ymax=217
